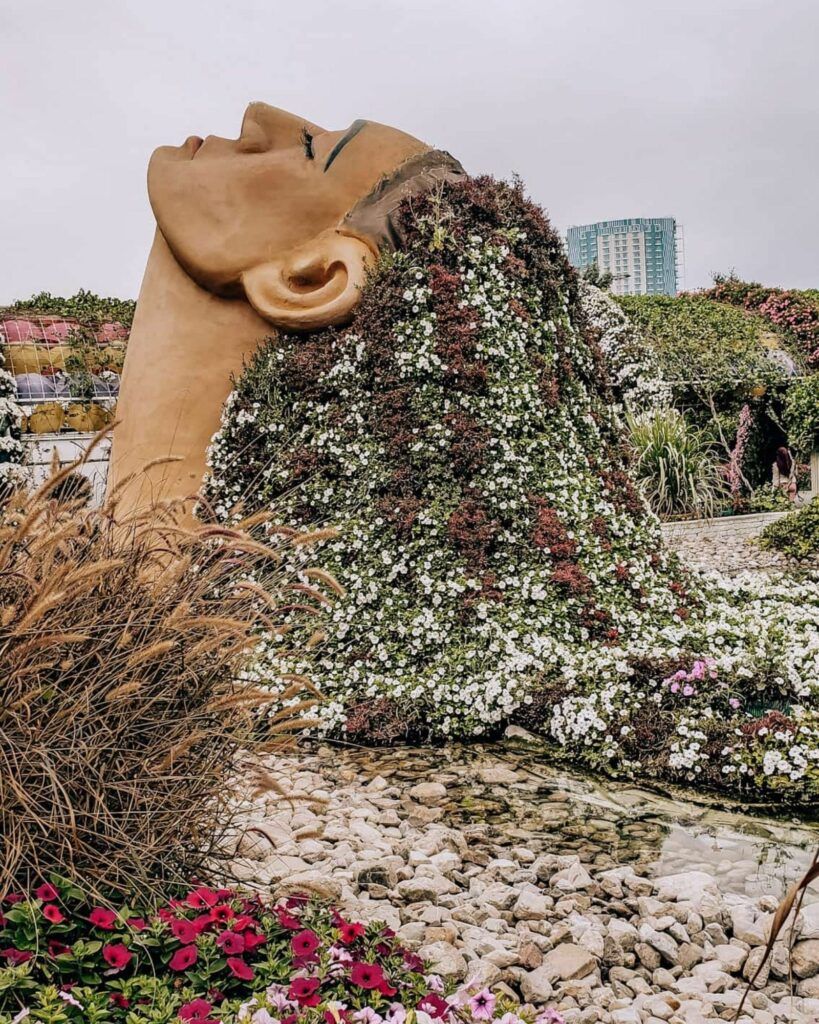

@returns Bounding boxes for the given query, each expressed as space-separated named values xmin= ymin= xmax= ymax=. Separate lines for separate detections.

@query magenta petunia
xmin=89 ymin=907 xmax=118 ymax=930
xmin=291 ymin=929 xmax=320 ymax=958
xmin=42 ymin=904 xmax=65 ymax=924
xmin=350 ymin=961 xmax=386 ymax=990
xmin=338 ymin=920 xmax=366 ymax=945
xmin=35 ymin=883 xmax=59 ymax=902
xmin=170 ymin=918 xmax=202 ymax=944
xmin=102 ymin=943 xmax=133 ymax=971
xmin=169 ymin=944 xmax=198 ymax=971
xmin=179 ymin=998 xmax=213 ymax=1022
xmin=418 ymin=994 xmax=450 ymax=1018
xmin=289 ymin=976 xmax=321 ymax=1006
xmin=226 ymin=956 xmax=254 ymax=981
xmin=186 ymin=886 xmax=219 ymax=909
xmin=216 ymin=929 xmax=245 ymax=955
xmin=1 ymin=947 xmax=33 ymax=965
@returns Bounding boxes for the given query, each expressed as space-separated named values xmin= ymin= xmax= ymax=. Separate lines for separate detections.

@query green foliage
xmin=746 ymin=485 xmax=793 ymax=513
xmin=615 ymin=294 xmax=791 ymax=402
xmin=783 ymin=375 xmax=819 ymax=457
xmin=580 ymin=261 xmax=613 ymax=290
xmin=3 ymin=289 xmax=135 ymax=327
xmin=0 ymin=884 xmax=433 ymax=1024
xmin=627 ymin=408 xmax=726 ymax=519
xmin=759 ymin=498 xmax=819 ymax=559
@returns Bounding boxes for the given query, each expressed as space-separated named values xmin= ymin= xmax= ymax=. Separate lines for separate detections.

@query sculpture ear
xmin=241 ymin=229 xmax=376 ymax=332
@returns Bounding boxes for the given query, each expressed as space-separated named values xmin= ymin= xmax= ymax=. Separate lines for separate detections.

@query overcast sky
xmin=2 ymin=0 xmax=817 ymax=304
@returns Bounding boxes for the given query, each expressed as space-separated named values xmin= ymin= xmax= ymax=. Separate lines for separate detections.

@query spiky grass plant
xmin=627 ymin=408 xmax=727 ymax=519
xmin=0 ymin=441 xmax=332 ymax=896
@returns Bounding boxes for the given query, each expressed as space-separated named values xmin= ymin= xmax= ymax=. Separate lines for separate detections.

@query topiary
xmin=202 ymin=175 xmax=819 ymax=800
xmin=202 ymin=176 xmax=691 ymax=741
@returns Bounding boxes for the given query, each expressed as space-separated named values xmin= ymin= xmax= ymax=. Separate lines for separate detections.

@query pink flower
xmin=48 ymin=940 xmax=72 ymax=957
xmin=729 ymin=697 xmax=741 ymax=709
xmin=469 ymin=989 xmax=496 ymax=1020
xmin=1 ymin=948 xmax=33 ymax=965
xmin=291 ymin=929 xmax=320 ymax=958
xmin=243 ymin=930 xmax=268 ymax=951
xmin=350 ymin=962 xmax=386 ymax=990
xmin=42 ymin=904 xmax=65 ymax=924
xmin=171 ymin=918 xmax=202 ymax=944
xmin=126 ymin=917 xmax=147 ymax=932
xmin=35 ymin=883 xmax=59 ymax=902
xmin=417 ymin=994 xmax=450 ymax=1018
xmin=227 ymin=956 xmax=254 ymax=980
xmin=179 ymin=998 xmax=213 ymax=1022
xmin=186 ymin=887 xmax=219 ymax=909
xmin=103 ymin=943 xmax=132 ymax=971
xmin=169 ymin=945 xmax=198 ymax=971
xmin=276 ymin=907 xmax=303 ymax=930
xmin=89 ymin=907 xmax=118 ymax=930
xmin=682 ymin=684 xmax=695 ymax=697
xmin=338 ymin=920 xmax=366 ymax=945
xmin=289 ymin=977 xmax=321 ymax=1006
xmin=216 ymin=930 xmax=245 ymax=955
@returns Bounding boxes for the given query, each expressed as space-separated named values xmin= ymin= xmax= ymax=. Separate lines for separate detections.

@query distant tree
xmin=580 ymin=261 xmax=613 ymax=290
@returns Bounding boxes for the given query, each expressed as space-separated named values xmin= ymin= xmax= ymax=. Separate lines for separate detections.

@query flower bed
xmin=706 ymin=276 xmax=819 ymax=368
xmin=203 ymin=176 xmax=819 ymax=801
xmin=0 ymin=883 xmax=562 ymax=1024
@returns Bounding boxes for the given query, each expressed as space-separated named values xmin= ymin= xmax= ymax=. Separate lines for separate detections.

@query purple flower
xmin=469 ymin=989 xmax=496 ymax=1021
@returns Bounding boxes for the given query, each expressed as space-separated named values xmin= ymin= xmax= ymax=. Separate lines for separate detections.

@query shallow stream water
xmin=314 ymin=737 xmax=819 ymax=904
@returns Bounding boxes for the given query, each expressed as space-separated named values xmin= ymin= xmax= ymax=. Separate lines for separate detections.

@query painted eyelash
xmin=301 ymin=126 xmax=315 ymax=160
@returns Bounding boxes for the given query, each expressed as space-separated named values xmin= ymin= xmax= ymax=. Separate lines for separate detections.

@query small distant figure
xmin=772 ymin=446 xmax=798 ymax=502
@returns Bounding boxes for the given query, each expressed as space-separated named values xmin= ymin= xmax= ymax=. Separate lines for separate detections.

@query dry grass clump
xmin=0 ymin=443 xmax=332 ymax=896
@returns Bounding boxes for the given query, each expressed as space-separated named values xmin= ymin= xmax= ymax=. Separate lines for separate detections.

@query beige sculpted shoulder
xmin=110 ymin=103 xmax=464 ymax=515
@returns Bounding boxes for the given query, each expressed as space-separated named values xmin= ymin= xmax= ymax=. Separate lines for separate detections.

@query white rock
xmin=520 ymin=965 xmax=555 ymax=1002
xmin=551 ymin=862 xmax=594 ymax=892
xmin=417 ymin=941 xmax=468 ymax=979
xmin=542 ymin=943 xmax=598 ymax=981
xmin=408 ymin=782 xmax=447 ymax=806
xmin=396 ymin=874 xmax=458 ymax=901
xmin=514 ymin=890 xmax=551 ymax=921
xmin=654 ymin=871 xmax=718 ymax=907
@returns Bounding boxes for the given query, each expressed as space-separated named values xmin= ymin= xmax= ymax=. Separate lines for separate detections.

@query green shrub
xmin=615 ymin=294 xmax=793 ymax=402
xmin=783 ymin=375 xmax=819 ymax=457
xmin=3 ymin=289 xmax=136 ymax=327
xmin=626 ymin=409 xmax=726 ymax=519
xmin=759 ymin=498 xmax=819 ymax=559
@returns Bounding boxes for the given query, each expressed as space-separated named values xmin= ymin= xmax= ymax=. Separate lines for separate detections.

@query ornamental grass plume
xmin=0 ymin=434 xmax=332 ymax=896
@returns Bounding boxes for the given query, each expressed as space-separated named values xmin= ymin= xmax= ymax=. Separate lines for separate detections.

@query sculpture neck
xmin=110 ymin=230 xmax=272 ymax=516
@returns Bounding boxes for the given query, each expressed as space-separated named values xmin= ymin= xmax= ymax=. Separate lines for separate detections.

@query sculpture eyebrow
xmin=324 ymin=119 xmax=368 ymax=172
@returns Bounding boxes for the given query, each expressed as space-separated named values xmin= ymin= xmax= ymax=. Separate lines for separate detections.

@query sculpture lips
xmin=186 ymin=135 xmax=204 ymax=158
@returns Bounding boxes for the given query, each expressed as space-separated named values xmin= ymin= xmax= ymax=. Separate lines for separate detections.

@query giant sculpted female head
xmin=147 ymin=102 xmax=463 ymax=330
xmin=111 ymin=103 xmax=464 ymax=511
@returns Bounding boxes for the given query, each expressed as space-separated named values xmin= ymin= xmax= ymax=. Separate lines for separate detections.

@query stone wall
xmin=661 ymin=511 xmax=791 ymax=574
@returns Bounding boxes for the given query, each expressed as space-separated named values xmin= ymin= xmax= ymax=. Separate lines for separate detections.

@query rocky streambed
xmin=227 ymin=738 xmax=819 ymax=1024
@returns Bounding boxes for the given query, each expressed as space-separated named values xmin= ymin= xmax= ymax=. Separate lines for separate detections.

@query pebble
xmin=226 ymin=748 xmax=819 ymax=1024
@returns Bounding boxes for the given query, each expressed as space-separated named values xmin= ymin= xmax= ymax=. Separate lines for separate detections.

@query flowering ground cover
xmin=202 ymin=176 xmax=819 ymax=801
xmin=0 ymin=883 xmax=562 ymax=1024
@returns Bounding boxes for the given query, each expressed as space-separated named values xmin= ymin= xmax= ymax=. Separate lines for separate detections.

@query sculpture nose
xmin=240 ymin=102 xmax=323 ymax=151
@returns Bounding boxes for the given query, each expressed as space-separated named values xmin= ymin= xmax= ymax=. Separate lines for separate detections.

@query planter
xmin=27 ymin=403 xmax=65 ymax=434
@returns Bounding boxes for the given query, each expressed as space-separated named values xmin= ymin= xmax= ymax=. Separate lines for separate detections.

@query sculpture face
xmin=147 ymin=103 xmax=430 ymax=325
